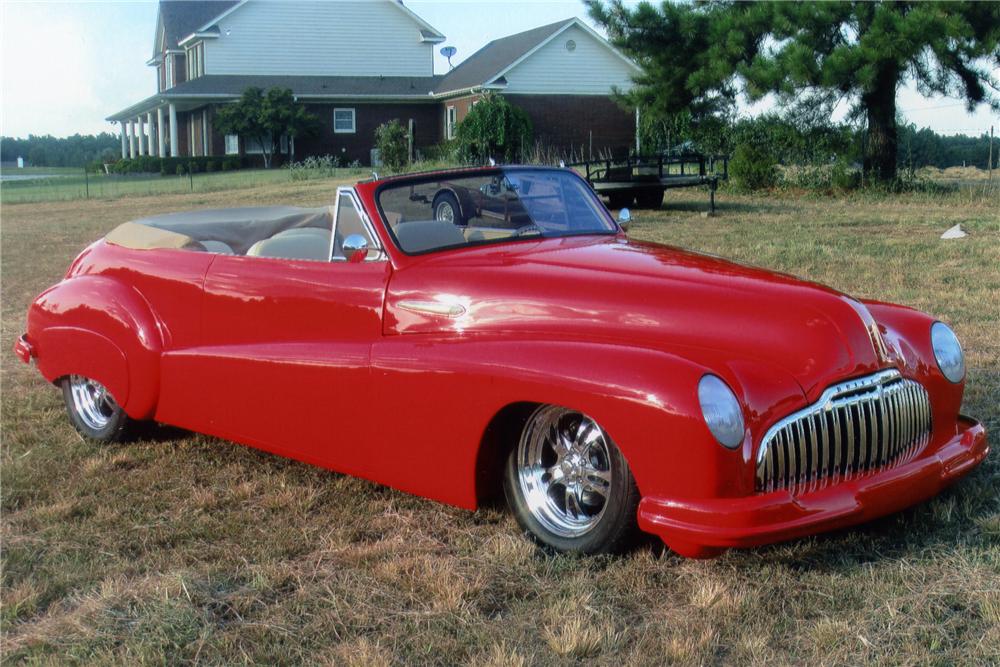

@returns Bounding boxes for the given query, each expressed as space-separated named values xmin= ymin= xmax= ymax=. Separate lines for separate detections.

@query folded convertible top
xmin=107 ymin=206 xmax=332 ymax=255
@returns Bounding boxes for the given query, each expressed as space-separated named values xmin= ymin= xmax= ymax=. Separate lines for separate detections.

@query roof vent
xmin=566 ymin=39 xmax=577 ymax=52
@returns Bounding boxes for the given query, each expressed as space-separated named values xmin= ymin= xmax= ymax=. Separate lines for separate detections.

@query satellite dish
xmin=440 ymin=45 xmax=457 ymax=69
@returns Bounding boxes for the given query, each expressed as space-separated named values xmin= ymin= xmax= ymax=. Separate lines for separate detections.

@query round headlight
xmin=697 ymin=374 xmax=745 ymax=449
xmin=931 ymin=322 xmax=965 ymax=383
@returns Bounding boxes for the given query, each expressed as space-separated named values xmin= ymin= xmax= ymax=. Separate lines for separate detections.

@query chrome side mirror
xmin=341 ymin=234 xmax=369 ymax=263
xmin=617 ymin=207 xmax=632 ymax=232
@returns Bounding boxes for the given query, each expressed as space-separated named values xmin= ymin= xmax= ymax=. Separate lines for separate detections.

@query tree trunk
xmin=862 ymin=68 xmax=900 ymax=183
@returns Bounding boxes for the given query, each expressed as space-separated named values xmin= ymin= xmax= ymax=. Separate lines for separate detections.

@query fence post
xmin=84 ymin=167 xmax=89 ymax=199
xmin=189 ymin=161 xmax=194 ymax=191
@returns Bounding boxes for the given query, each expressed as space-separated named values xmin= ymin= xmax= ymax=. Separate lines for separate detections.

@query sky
xmin=1 ymin=0 xmax=997 ymax=139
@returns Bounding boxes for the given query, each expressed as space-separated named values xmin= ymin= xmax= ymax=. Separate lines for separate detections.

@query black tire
xmin=503 ymin=405 xmax=640 ymax=554
xmin=635 ymin=189 xmax=664 ymax=210
xmin=61 ymin=375 xmax=133 ymax=442
xmin=432 ymin=191 xmax=464 ymax=225
xmin=607 ymin=193 xmax=634 ymax=210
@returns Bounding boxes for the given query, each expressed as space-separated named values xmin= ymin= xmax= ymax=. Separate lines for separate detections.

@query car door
xmin=158 ymin=188 xmax=389 ymax=478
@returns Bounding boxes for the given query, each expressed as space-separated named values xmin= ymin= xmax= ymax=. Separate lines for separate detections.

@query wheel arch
xmin=27 ymin=274 xmax=163 ymax=419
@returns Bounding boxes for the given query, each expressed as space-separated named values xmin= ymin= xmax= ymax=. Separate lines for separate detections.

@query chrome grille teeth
xmin=755 ymin=371 xmax=932 ymax=494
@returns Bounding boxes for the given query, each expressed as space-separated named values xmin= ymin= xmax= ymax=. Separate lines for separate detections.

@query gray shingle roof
xmin=159 ymin=0 xmax=240 ymax=51
xmin=166 ymin=74 xmax=444 ymax=97
xmin=434 ymin=18 xmax=574 ymax=94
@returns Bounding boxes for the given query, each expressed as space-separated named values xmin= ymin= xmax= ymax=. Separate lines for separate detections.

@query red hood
xmin=385 ymin=235 xmax=892 ymax=395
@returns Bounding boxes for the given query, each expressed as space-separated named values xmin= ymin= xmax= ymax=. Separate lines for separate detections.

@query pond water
xmin=0 ymin=172 xmax=72 ymax=182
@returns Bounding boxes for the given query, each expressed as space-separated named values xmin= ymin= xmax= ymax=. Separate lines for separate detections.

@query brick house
xmin=107 ymin=0 xmax=639 ymax=165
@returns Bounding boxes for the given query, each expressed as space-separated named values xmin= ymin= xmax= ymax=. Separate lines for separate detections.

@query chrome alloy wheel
xmin=68 ymin=375 xmax=117 ymax=431
xmin=516 ymin=406 xmax=614 ymax=538
xmin=434 ymin=200 xmax=456 ymax=223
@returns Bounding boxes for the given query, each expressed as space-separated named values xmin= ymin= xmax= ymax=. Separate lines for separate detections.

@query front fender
xmin=28 ymin=275 xmax=162 ymax=418
xmin=373 ymin=336 xmax=763 ymax=505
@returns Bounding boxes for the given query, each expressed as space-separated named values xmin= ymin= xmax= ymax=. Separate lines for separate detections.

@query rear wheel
xmin=61 ymin=375 xmax=133 ymax=442
xmin=503 ymin=405 xmax=640 ymax=554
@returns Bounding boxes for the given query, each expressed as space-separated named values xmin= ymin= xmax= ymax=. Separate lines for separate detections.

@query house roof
xmin=168 ymin=74 xmax=444 ymax=97
xmin=158 ymin=0 xmax=240 ymax=51
xmin=433 ymin=19 xmax=574 ymax=95
xmin=106 ymin=75 xmax=445 ymax=120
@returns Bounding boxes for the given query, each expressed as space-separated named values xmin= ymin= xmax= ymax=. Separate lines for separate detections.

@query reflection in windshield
xmin=377 ymin=169 xmax=616 ymax=254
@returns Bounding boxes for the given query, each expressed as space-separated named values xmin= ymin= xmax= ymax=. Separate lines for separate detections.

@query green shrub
xmin=205 ymin=160 xmax=216 ymax=172
xmin=454 ymin=92 xmax=533 ymax=164
xmin=374 ymin=119 xmax=409 ymax=173
xmin=729 ymin=143 xmax=778 ymax=191
xmin=175 ymin=164 xmax=185 ymax=175
xmin=831 ymin=159 xmax=860 ymax=191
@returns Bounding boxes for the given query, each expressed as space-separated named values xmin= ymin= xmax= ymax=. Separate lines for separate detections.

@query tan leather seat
xmin=246 ymin=227 xmax=332 ymax=261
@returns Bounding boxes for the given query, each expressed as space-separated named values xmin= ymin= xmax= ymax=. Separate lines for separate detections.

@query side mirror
xmin=617 ymin=208 xmax=632 ymax=232
xmin=341 ymin=234 xmax=369 ymax=263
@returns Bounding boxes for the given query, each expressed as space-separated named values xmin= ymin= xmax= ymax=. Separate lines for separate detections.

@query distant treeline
xmin=2 ymin=123 xmax=996 ymax=170
xmin=1 ymin=133 xmax=120 ymax=168
xmin=897 ymin=125 xmax=995 ymax=170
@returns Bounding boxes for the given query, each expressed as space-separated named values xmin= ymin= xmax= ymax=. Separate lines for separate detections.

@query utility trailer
xmin=569 ymin=153 xmax=729 ymax=212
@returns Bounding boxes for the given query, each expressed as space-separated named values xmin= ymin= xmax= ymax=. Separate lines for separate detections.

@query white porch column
xmin=138 ymin=115 xmax=146 ymax=156
xmin=128 ymin=120 xmax=137 ymax=158
xmin=146 ymin=112 xmax=155 ymax=156
xmin=168 ymin=104 xmax=179 ymax=157
xmin=119 ymin=122 xmax=127 ymax=159
xmin=157 ymin=107 xmax=166 ymax=158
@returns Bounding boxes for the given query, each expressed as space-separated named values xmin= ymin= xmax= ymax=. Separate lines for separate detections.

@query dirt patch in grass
xmin=2 ymin=181 xmax=998 ymax=663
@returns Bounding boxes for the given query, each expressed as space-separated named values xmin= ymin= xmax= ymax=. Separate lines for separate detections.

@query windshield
xmin=376 ymin=168 xmax=617 ymax=254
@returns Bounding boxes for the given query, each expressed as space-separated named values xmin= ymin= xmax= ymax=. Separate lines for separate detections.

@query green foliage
xmin=374 ymin=120 xmax=409 ymax=173
xmin=729 ymin=143 xmax=778 ymax=191
xmin=107 ymin=156 xmax=246 ymax=176
xmin=454 ymin=93 xmax=533 ymax=163
xmin=589 ymin=1 xmax=1000 ymax=182
xmin=213 ymin=87 xmax=319 ymax=168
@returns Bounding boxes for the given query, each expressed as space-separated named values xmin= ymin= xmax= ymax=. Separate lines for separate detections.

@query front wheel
xmin=61 ymin=375 xmax=133 ymax=442
xmin=503 ymin=405 xmax=640 ymax=554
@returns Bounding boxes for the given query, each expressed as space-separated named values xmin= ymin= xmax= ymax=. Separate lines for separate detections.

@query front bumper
xmin=638 ymin=415 xmax=988 ymax=557
xmin=14 ymin=334 xmax=34 ymax=364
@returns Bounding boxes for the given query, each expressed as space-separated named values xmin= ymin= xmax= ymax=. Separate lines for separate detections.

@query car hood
xmin=385 ymin=235 xmax=893 ymax=396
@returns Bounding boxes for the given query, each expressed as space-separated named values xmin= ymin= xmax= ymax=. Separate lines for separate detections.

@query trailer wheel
xmin=636 ymin=190 xmax=664 ymax=210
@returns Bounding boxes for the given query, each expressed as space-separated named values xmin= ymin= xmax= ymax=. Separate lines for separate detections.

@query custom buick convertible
xmin=16 ymin=166 xmax=988 ymax=556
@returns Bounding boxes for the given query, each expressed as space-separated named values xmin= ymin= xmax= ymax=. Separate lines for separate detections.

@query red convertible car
xmin=15 ymin=166 xmax=988 ymax=557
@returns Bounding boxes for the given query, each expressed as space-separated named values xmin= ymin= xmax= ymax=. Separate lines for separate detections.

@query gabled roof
xmin=434 ymin=19 xmax=574 ymax=95
xmin=157 ymin=0 xmax=240 ymax=52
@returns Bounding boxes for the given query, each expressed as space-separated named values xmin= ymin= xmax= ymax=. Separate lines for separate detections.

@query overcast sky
xmin=1 ymin=0 xmax=997 ymax=138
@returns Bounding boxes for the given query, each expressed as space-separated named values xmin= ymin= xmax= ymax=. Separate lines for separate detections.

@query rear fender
xmin=28 ymin=275 xmax=162 ymax=418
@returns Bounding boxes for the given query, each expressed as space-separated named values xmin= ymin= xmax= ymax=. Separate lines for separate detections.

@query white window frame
xmin=329 ymin=187 xmax=384 ymax=262
xmin=446 ymin=106 xmax=457 ymax=140
xmin=225 ymin=134 xmax=239 ymax=155
xmin=333 ymin=108 xmax=356 ymax=134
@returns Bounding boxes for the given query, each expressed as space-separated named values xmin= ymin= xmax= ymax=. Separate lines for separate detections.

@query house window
xmin=446 ymin=106 xmax=457 ymax=140
xmin=280 ymin=134 xmax=289 ymax=154
xmin=333 ymin=108 xmax=356 ymax=134
xmin=225 ymin=134 xmax=239 ymax=155
xmin=186 ymin=43 xmax=204 ymax=80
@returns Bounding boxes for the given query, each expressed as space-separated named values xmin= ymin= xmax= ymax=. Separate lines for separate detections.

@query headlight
xmin=931 ymin=322 xmax=965 ymax=383
xmin=698 ymin=374 xmax=745 ymax=449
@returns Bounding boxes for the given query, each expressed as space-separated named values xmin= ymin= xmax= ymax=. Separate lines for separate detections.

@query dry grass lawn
xmin=2 ymin=177 xmax=998 ymax=665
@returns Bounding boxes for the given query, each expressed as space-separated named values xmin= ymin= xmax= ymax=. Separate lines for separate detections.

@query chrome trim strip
xmin=396 ymin=300 xmax=466 ymax=317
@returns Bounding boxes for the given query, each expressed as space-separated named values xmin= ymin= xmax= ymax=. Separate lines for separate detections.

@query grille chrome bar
xmin=755 ymin=370 xmax=932 ymax=494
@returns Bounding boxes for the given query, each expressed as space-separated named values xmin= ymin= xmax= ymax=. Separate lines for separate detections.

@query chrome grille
xmin=755 ymin=370 xmax=932 ymax=494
